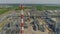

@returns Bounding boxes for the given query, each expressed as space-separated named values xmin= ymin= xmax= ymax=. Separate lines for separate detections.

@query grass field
xmin=36 ymin=6 xmax=60 ymax=10
xmin=0 ymin=7 xmax=12 ymax=14
xmin=0 ymin=9 xmax=8 ymax=14
xmin=0 ymin=5 xmax=60 ymax=14
xmin=13 ymin=5 xmax=60 ymax=11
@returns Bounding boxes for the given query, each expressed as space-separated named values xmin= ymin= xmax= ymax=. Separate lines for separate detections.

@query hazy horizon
xmin=0 ymin=0 xmax=60 ymax=4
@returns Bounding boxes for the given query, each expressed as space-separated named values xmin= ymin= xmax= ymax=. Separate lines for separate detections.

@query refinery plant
xmin=0 ymin=4 xmax=60 ymax=34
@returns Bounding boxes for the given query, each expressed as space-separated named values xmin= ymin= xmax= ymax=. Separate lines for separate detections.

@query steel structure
xmin=20 ymin=5 xmax=24 ymax=34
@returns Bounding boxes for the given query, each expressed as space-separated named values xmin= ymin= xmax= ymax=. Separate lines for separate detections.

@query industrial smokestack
xmin=20 ymin=5 xmax=24 ymax=34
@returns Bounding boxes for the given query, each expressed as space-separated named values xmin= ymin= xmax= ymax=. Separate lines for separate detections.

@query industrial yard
xmin=0 ymin=4 xmax=60 ymax=34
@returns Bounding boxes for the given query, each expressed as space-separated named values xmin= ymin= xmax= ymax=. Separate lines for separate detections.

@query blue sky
xmin=0 ymin=0 xmax=60 ymax=4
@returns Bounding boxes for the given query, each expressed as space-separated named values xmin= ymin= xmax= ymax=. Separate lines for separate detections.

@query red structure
xmin=20 ymin=5 xmax=24 ymax=34
xmin=20 ymin=5 xmax=24 ymax=10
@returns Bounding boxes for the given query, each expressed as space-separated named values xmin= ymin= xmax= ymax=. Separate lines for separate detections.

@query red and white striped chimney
xmin=20 ymin=5 xmax=24 ymax=34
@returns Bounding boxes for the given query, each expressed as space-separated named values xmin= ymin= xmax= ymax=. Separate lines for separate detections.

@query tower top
xmin=20 ymin=5 xmax=24 ymax=10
